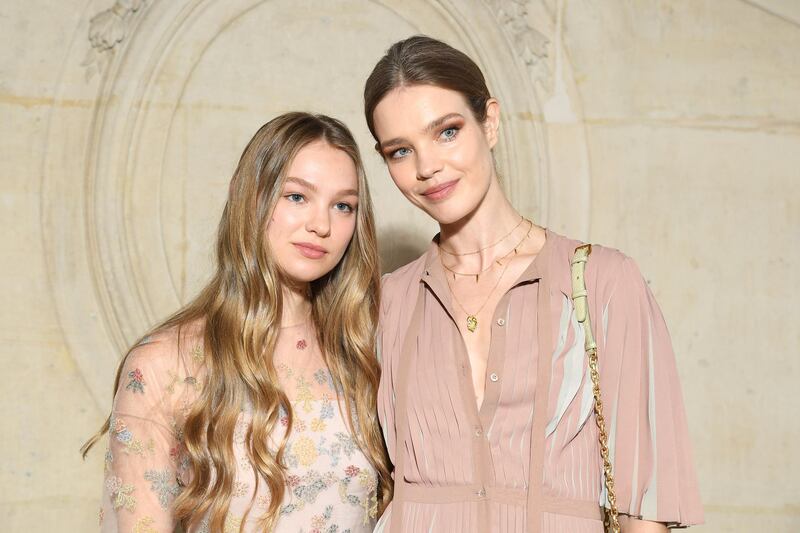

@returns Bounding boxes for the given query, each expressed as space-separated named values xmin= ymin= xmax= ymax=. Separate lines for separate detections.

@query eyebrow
xmin=378 ymin=112 xmax=465 ymax=151
xmin=284 ymin=176 xmax=358 ymax=197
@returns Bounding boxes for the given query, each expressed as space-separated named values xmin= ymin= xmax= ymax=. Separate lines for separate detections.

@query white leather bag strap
xmin=570 ymin=244 xmax=620 ymax=533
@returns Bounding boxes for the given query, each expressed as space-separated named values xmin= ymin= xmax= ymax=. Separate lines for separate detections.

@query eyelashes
xmin=284 ymin=193 xmax=355 ymax=214
xmin=387 ymin=123 xmax=462 ymax=160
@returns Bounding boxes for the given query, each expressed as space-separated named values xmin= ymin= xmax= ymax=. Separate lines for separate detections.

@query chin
xmin=421 ymin=199 xmax=480 ymax=226
xmin=282 ymin=263 xmax=335 ymax=284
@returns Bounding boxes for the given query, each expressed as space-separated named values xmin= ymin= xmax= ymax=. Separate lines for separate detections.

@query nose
xmin=305 ymin=203 xmax=331 ymax=238
xmin=415 ymin=146 xmax=443 ymax=181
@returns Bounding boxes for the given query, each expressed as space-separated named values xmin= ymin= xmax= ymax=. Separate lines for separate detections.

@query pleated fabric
xmin=375 ymin=230 xmax=703 ymax=533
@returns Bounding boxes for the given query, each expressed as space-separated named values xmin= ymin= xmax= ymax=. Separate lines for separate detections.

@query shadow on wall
xmin=378 ymin=227 xmax=431 ymax=275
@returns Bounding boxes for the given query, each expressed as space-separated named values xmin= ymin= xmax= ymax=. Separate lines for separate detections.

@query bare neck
xmin=438 ymin=178 xmax=522 ymax=257
xmin=281 ymin=282 xmax=312 ymax=327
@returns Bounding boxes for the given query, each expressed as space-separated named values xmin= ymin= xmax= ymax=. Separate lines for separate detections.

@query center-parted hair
xmin=83 ymin=112 xmax=392 ymax=530
xmin=364 ymin=35 xmax=492 ymax=143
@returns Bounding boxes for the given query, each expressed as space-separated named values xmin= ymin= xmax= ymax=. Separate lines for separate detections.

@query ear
xmin=483 ymin=98 xmax=501 ymax=149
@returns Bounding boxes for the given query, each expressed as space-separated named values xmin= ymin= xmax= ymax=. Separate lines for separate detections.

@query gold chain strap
xmin=571 ymin=244 xmax=620 ymax=533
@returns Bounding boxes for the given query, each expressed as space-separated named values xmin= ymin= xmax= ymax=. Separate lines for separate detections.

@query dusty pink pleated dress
xmin=375 ymin=230 xmax=703 ymax=533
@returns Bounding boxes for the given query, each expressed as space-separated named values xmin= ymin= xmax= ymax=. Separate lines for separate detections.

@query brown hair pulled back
xmin=364 ymin=35 xmax=492 ymax=142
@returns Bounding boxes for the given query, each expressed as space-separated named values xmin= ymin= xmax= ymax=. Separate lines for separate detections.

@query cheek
xmin=387 ymin=161 xmax=418 ymax=195
xmin=266 ymin=205 xmax=298 ymax=242
xmin=331 ymin=216 xmax=357 ymax=254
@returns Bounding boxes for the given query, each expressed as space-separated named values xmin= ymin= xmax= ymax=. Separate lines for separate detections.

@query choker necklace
xmin=440 ymin=220 xmax=533 ymax=282
xmin=438 ymin=216 xmax=525 ymax=257
xmin=443 ymin=255 xmax=511 ymax=333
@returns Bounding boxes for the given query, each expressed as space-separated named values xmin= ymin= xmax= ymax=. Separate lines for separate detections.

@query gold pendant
xmin=466 ymin=315 xmax=478 ymax=332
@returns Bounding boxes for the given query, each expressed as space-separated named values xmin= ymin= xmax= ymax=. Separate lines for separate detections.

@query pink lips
xmin=293 ymin=242 xmax=328 ymax=259
xmin=421 ymin=179 xmax=458 ymax=201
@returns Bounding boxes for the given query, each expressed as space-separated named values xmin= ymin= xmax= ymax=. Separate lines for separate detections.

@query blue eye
xmin=390 ymin=147 xmax=411 ymax=159
xmin=440 ymin=127 xmax=459 ymax=141
xmin=334 ymin=202 xmax=355 ymax=214
xmin=286 ymin=193 xmax=305 ymax=203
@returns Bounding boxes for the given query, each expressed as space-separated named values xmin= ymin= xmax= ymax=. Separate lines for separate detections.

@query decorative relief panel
xmin=42 ymin=0 xmax=590 ymax=408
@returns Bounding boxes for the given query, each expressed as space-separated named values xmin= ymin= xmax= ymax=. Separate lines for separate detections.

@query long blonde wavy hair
xmin=82 ymin=112 xmax=392 ymax=530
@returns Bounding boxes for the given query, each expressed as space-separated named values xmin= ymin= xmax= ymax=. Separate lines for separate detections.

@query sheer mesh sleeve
xmin=100 ymin=333 xmax=200 ymax=532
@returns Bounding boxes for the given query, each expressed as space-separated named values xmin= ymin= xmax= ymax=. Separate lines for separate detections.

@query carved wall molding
xmin=42 ymin=0 xmax=590 ymax=409
xmin=83 ymin=0 xmax=149 ymax=80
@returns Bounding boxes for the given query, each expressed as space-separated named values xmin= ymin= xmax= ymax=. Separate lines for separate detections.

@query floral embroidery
xmin=334 ymin=462 xmax=379 ymax=523
xmin=191 ymin=344 xmax=204 ymax=362
xmin=223 ymin=515 xmax=243 ymax=533
xmin=315 ymin=432 xmax=358 ymax=467
xmin=170 ymin=418 xmax=185 ymax=442
xmin=358 ymin=469 xmax=379 ymax=521
xmin=295 ymin=376 xmax=317 ymax=413
xmin=144 ymin=469 xmax=181 ymax=509
xmin=233 ymin=417 xmax=249 ymax=444
xmin=310 ymin=505 xmax=334 ymax=530
xmin=132 ymin=516 xmax=159 ymax=533
xmin=296 ymin=339 xmax=307 ymax=350
xmin=292 ymin=435 xmax=319 ymax=466
xmin=98 ymin=508 xmax=104 ymax=525
xmin=256 ymin=494 xmax=271 ymax=508
xmin=165 ymin=370 xmax=202 ymax=395
xmin=239 ymin=454 xmax=254 ymax=473
xmin=310 ymin=417 xmax=327 ymax=432
xmin=104 ymin=448 xmax=113 ymax=475
xmin=319 ymin=397 xmax=335 ymax=420
xmin=280 ymin=470 xmax=337 ymax=514
xmin=313 ymin=368 xmax=335 ymax=390
xmin=126 ymin=368 xmax=145 ymax=394
xmin=232 ymin=480 xmax=250 ymax=498
xmin=111 ymin=417 xmax=155 ymax=457
xmin=196 ymin=518 xmax=210 ymax=533
xmin=106 ymin=475 xmax=137 ymax=511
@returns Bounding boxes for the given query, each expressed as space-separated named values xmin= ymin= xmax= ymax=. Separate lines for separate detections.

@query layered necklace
xmin=439 ymin=219 xmax=532 ymax=332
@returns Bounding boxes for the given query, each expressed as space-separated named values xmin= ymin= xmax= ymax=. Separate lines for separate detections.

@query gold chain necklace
xmin=439 ymin=220 xmax=533 ymax=282
xmin=443 ymin=256 xmax=512 ymax=333
xmin=438 ymin=216 xmax=525 ymax=256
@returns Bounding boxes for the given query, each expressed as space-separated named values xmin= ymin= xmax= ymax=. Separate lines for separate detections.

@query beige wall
xmin=1 ymin=0 xmax=797 ymax=531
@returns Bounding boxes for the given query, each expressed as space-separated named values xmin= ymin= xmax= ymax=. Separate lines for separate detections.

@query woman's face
xmin=371 ymin=84 xmax=499 ymax=225
xmin=267 ymin=140 xmax=359 ymax=284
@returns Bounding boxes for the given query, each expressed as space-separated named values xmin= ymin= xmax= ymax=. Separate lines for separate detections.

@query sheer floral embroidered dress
xmin=99 ymin=321 xmax=378 ymax=533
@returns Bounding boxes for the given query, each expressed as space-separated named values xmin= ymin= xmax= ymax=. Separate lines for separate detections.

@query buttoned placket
xmin=410 ymin=238 xmax=548 ymax=531
xmin=391 ymin=231 xmax=574 ymax=533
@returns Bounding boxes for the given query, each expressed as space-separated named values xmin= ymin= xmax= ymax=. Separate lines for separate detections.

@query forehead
xmin=286 ymin=140 xmax=358 ymax=191
xmin=372 ymin=85 xmax=472 ymax=140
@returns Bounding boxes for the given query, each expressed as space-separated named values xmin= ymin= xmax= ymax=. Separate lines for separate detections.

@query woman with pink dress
xmin=364 ymin=36 xmax=703 ymax=533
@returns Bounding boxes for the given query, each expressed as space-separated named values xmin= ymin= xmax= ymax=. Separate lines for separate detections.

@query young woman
xmin=364 ymin=36 xmax=703 ymax=533
xmin=82 ymin=112 xmax=391 ymax=532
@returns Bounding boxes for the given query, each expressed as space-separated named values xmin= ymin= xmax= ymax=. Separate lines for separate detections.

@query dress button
xmin=475 ymin=427 xmax=483 ymax=437
xmin=489 ymin=372 xmax=499 ymax=382
xmin=477 ymin=487 xmax=486 ymax=497
xmin=497 ymin=318 xmax=506 ymax=326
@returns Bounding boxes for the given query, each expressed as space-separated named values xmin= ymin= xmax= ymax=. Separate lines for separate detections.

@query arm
xmin=621 ymin=516 xmax=668 ymax=533
xmin=594 ymin=255 xmax=704 ymax=527
xmin=101 ymin=339 xmax=183 ymax=532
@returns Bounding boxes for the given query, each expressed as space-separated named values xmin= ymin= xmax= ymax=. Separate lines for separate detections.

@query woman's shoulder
xmin=380 ymin=253 xmax=428 ymax=303
xmin=546 ymin=230 xmax=641 ymax=299
xmin=125 ymin=318 xmax=207 ymax=377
